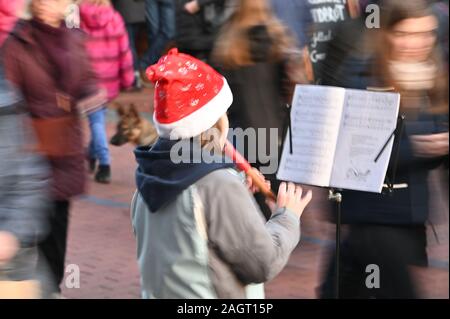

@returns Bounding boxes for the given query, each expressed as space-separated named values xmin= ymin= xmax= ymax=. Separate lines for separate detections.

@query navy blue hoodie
xmin=135 ymin=138 xmax=235 ymax=212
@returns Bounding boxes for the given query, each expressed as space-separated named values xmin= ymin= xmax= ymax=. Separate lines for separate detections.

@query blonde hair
xmin=199 ymin=116 xmax=228 ymax=155
xmin=212 ymin=0 xmax=294 ymax=68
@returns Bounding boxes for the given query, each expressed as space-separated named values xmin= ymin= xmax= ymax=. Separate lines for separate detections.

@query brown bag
xmin=31 ymin=116 xmax=83 ymax=157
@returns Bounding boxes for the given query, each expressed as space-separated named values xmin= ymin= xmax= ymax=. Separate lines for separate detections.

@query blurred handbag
xmin=31 ymin=116 xmax=84 ymax=157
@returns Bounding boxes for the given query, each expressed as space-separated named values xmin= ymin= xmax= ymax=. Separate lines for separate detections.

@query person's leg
xmin=89 ymin=109 xmax=110 ymax=167
xmin=128 ymin=24 xmax=139 ymax=70
xmin=37 ymin=200 xmax=70 ymax=296
xmin=126 ymin=23 xmax=139 ymax=72
xmin=88 ymin=109 xmax=111 ymax=183
xmin=87 ymin=111 xmax=99 ymax=173
xmin=320 ymin=224 xmax=419 ymax=299
xmin=140 ymin=0 xmax=160 ymax=70
xmin=141 ymin=0 xmax=175 ymax=69
xmin=88 ymin=139 xmax=95 ymax=160
xmin=126 ymin=23 xmax=143 ymax=89
xmin=366 ymin=226 xmax=419 ymax=298
xmin=87 ymin=135 xmax=96 ymax=174
xmin=318 ymin=232 xmax=366 ymax=299
xmin=157 ymin=0 xmax=175 ymax=52
xmin=87 ymin=111 xmax=97 ymax=166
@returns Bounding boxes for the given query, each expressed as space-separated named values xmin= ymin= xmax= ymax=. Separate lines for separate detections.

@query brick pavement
xmin=60 ymin=90 xmax=449 ymax=299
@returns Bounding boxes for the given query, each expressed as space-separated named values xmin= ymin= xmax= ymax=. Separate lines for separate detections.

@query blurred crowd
xmin=0 ymin=0 xmax=448 ymax=299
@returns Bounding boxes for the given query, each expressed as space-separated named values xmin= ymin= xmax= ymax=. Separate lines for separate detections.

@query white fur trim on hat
xmin=154 ymin=78 xmax=233 ymax=140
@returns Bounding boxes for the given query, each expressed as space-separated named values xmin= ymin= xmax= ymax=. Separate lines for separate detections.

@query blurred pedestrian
xmin=2 ymin=0 xmax=104 ymax=297
xmin=174 ymin=0 xmax=233 ymax=62
xmin=304 ymin=0 xmax=357 ymax=83
xmin=111 ymin=0 xmax=146 ymax=89
xmin=213 ymin=0 xmax=309 ymax=218
xmin=140 ymin=0 xmax=175 ymax=71
xmin=132 ymin=48 xmax=312 ymax=299
xmin=0 ymin=65 xmax=50 ymax=299
xmin=0 ymin=0 xmax=49 ymax=299
xmin=315 ymin=4 xmax=372 ymax=87
xmin=80 ymin=0 xmax=135 ymax=184
xmin=319 ymin=0 xmax=449 ymax=299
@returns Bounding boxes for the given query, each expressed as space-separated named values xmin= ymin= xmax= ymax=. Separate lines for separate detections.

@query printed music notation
xmin=278 ymin=85 xmax=400 ymax=193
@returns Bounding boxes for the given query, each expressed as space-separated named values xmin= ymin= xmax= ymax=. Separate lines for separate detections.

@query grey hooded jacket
xmin=132 ymin=168 xmax=301 ymax=299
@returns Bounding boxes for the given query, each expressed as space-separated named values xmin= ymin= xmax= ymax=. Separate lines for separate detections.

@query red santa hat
xmin=146 ymin=48 xmax=233 ymax=140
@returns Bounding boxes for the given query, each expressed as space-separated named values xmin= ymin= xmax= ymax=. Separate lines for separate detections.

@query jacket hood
xmin=135 ymin=138 xmax=235 ymax=212
xmin=80 ymin=3 xmax=117 ymax=29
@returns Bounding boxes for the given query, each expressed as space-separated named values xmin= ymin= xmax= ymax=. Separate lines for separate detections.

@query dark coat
xmin=2 ymin=21 xmax=98 ymax=200
xmin=112 ymin=0 xmax=146 ymax=24
xmin=219 ymin=26 xmax=290 ymax=167
xmin=319 ymin=16 xmax=448 ymax=225
xmin=334 ymin=54 xmax=448 ymax=225
xmin=174 ymin=0 xmax=226 ymax=56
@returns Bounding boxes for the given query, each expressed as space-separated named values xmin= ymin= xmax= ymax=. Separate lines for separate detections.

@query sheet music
xmin=277 ymin=85 xmax=346 ymax=187
xmin=330 ymin=89 xmax=400 ymax=192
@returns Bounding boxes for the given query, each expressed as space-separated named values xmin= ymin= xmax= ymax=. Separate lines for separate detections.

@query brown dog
xmin=110 ymin=103 xmax=158 ymax=147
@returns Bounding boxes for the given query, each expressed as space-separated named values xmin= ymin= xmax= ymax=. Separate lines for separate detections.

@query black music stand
xmin=328 ymin=114 xmax=405 ymax=299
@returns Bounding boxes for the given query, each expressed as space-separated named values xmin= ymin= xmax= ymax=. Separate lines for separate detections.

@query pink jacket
xmin=80 ymin=3 xmax=134 ymax=101
xmin=0 ymin=0 xmax=23 ymax=47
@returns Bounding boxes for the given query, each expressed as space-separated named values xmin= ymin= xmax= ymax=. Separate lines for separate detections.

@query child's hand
xmin=272 ymin=182 xmax=312 ymax=219
xmin=246 ymin=168 xmax=270 ymax=194
xmin=0 ymin=231 xmax=19 ymax=266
